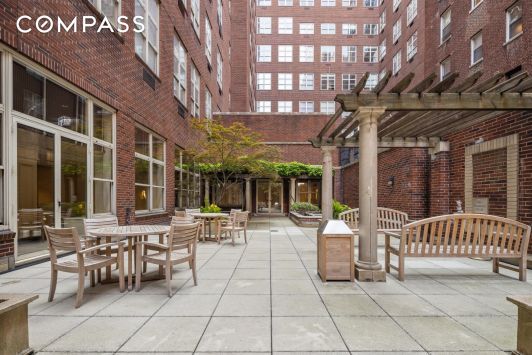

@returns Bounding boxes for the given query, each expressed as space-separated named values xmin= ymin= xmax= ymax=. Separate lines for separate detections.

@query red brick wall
xmin=472 ymin=148 xmax=508 ymax=217
xmin=0 ymin=232 xmax=15 ymax=258
xmin=429 ymin=151 xmax=451 ymax=216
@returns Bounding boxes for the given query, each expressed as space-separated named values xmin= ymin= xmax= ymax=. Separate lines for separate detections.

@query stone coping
xmin=0 ymin=294 xmax=39 ymax=315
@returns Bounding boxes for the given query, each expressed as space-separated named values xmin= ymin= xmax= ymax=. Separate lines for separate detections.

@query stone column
xmin=290 ymin=178 xmax=297 ymax=207
xmin=321 ymin=146 xmax=336 ymax=221
xmin=245 ymin=178 xmax=252 ymax=212
xmin=356 ymin=107 xmax=386 ymax=282
xmin=204 ymin=179 xmax=210 ymax=205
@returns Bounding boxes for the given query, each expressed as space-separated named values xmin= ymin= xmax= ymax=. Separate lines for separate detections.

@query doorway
xmin=256 ymin=180 xmax=283 ymax=214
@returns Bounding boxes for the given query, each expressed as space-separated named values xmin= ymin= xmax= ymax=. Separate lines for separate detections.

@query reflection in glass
xmin=93 ymin=105 xmax=113 ymax=143
xmin=135 ymin=158 xmax=149 ymax=185
xmin=135 ymin=185 xmax=149 ymax=211
xmin=152 ymin=187 xmax=164 ymax=209
xmin=152 ymin=136 xmax=164 ymax=161
xmin=61 ymin=137 xmax=87 ymax=234
xmin=94 ymin=145 xmax=113 ymax=180
xmin=257 ymin=181 xmax=269 ymax=213
xmin=94 ymin=180 xmax=112 ymax=214
xmin=270 ymin=182 xmax=282 ymax=213
xmin=13 ymin=62 xmax=44 ymax=119
xmin=152 ymin=163 xmax=164 ymax=186
xmin=46 ymin=80 xmax=87 ymax=134
xmin=135 ymin=127 xmax=150 ymax=156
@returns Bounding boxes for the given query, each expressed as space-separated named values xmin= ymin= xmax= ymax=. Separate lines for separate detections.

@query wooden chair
xmin=18 ymin=208 xmax=45 ymax=240
xmin=385 ymin=214 xmax=531 ymax=281
xmin=218 ymin=211 xmax=249 ymax=245
xmin=43 ymin=225 xmax=125 ymax=308
xmin=174 ymin=210 xmax=187 ymax=217
xmin=183 ymin=209 xmax=205 ymax=241
xmin=83 ymin=217 xmax=122 ymax=281
xmin=135 ymin=222 xmax=200 ymax=296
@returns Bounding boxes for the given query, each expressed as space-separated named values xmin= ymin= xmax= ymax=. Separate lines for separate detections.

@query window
xmin=279 ymin=17 xmax=293 ymax=34
xmin=257 ymin=45 xmax=272 ymax=62
xmin=190 ymin=65 xmax=200 ymax=118
xmin=440 ymin=57 xmax=451 ymax=80
xmin=342 ymin=46 xmax=357 ymax=62
xmin=217 ymin=51 xmax=223 ymax=89
xmin=299 ymin=101 xmax=314 ymax=113
xmin=191 ymin=0 xmax=200 ymax=36
xmin=89 ymin=0 xmax=121 ymax=27
xmin=320 ymin=74 xmax=335 ymax=90
xmin=379 ymin=39 xmax=386 ymax=60
xmin=173 ymin=36 xmax=186 ymax=105
xmin=379 ymin=11 xmax=386 ymax=31
xmin=135 ymin=127 xmax=165 ymax=212
xmin=440 ymin=9 xmax=451 ymax=43
xmin=406 ymin=0 xmax=417 ymax=25
xmin=363 ymin=46 xmax=378 ymax=63
xmin=471 ymin=32 xmax=483 ymax=65
xmin=278 ymin=101 xmax=293 ymax=112
xmin=299 ymin=73 xmax=314 ymax=90
xmin=135 ymin=0 xmax=159 ymax=74
xmin=342 ymin=0 xmax=356 ymax=6
xmin=93 ymin=104 xmax=115 ymax=215
xmin=365 ymin=73 xmax=378 ymax=90
xmin=364 ymin=24 xmax=378 ymax=35
xmin=341 ymin=24 xmax=356 ymax=36
xmin=363 ymin=0 xmax=377 ymax=7
xmin=217 ymin=0 xmax=223 ymax=30
xmin=406 ymin=31 xmax=417 ymax=61
xmin=175 ymin=149 xmax=202 ymax=209
xmin=278 ymin=45 xmax=293 ymax=62
xmin=320 ymin=101 xmax=335 ymax=114
xmin=297 ymin=180 xmax=320 ymax=204
xmin=278 ymin=73 xmax=293 ymax=90
xmin=257 ymin=17 xmax=272 ymax=34
xmin=321 ymin=23 xmax=336 ymax=34
xmin=342 ymin=74 xmax=357 ymax=91
xmin=321 ymin=0 xmax=335 ymax=6
xmin=205 ymin=20 xmax=212 ymax=64
xmin=379 ymin=69 xmax=387 ymax=81
xmin=392 ymin=19 xmax=401 ymax=43
xmin=506 ymin=3 xmax=522 ymax=41
xmin=300 ymin=23 xmax=315 ymax=34
xmin=393 ymin=0 xmax=401 ymax=12
xmin=321 ymin=46 xmax=335 ymax=62
xmin=258 ymin=0 xmax=271 ymax=5
xmin=471 ymin=0 xmax=483 ymax=10
xmin=300 ymin=0 xmax=314 ymax=5
xmin=279 ymin=0 xmax=293 ymax=5
xmin=299 ymin=45 xmax=314 ymax=62
xmin=392 ymin=51 xmax=401 ymax=75
xmin=205 ymin=89 xmax=212 ymax=119
xmin=257 ymin=73 xmax=272 ymax=90
xmin=257 ymin=101 xmax=272 ymax=112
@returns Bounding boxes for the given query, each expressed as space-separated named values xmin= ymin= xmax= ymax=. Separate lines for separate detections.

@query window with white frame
xmin=342 ymin=46 xmax=356 ymax=62
xmin=258 ymin=0 xmax=272 ymax=5
xmin=92 ymin=104 xmax=115 ymax=215
xmin=506 ymin=3 xmax=522 ymax=42
xmin=89 ymin=0 xmax=121 ymax=27
xmin=342 ymin=0 xmax=356 ymax=6
xmin=257 ymin=73 xmax=272 ymax=90
xmin=257 ymin=45 xmax=272 ymax=62
xmin=257 ymin=101 xmax=272 ymax=112
xmin=135 ymin=127 xmax=165 ymax=212
xmin=191 ymin=65 xmax=200 ymax=117
xmin=299 ymin=101 xmax=314 ymax=113
xmin=191 ymin=0 xmax=200 ymax=36
xmin=217 ymin=0 xmax=223 ymax=30
xmin=365 ymin=73 xmax=378 ymax=90
xmin=205 ymin=89 xmax=212 ymax=119
xmin=279 ymin=0 xmax=293 ymax=5
xmin=205 ymin=19 xmax=212 ymax=64
xmin=342 ymin=24 xmax=357 ymax=35
xmin=363 ymin=46 xmax=378 ymax=63
xmin=393 ymin=0 xmax=401 ymax=12
xmin=471 ymin=32 xmax=483 ymax=65
xmin=278 ymin=101 xmax=293 ymax=112
xmin=440 ymin=57 xmax=451 ymax=80
xmin=300 ymin=23 xmax=314 ymax=34
xmin=217 ymin=51 xmax=223 ymax=88
xmin=406 ymin=0 xmax=417 ymax=26
xmin=440 ymin=9 xmax=451 ymax=43
xmin=320 ymin=101 xmax=335 ymax=114
xmin=175 ymin=149 xmax=202 ymax=209
xmin=342 ymin=74 xmax=357 ymax=91
xmin=299 ymin=73 xmax=314 ymax=90
xmin=379 ymin=39 xmax=386 ymax=61
xmin=363 ymin=0 xmax=377 ymax=7
xmin=257 ymin=17 xmax=272 ymax=34
xmin=321 ymin=23 xmax=336 ymax=34
xmin=135 ymin=0 xmax=159 ymax=74
xmin=471 ymin=0 xmax=483 ymax=10
xmin=279 ymin=17 xmax=293 ymax=34
xmin=278 ymin=45 xmax=293 ymax=62
xmin=392 ymin=51 xmax=401 ymax=75
xmin=278 ymin=73 xmax=293 ymax=90
xmin=379 ymin=68 xmax=387 ymax=81
xmin=379 ymin=11 xmax=386 ymax=31
xmin=320 ymin=73 xmax=335 ymax=90
xmin=300 ymin=0 xmax=314 ymax=5
xmin=299 ymin=45 xmax=314 ymax=62
xmin=321 ymin=0 xmax=335 ymax=6
xmin=364 ymin=24 xmax=378 ymax=35
xmin=392 ymin=19 xmax=401 ymax=43
xmin=406 ymin=31 xmax=417 ymax=61
xmin=173 ymin=36 xmax=187 ymax=105
xmin=321 ymin=46 xmax=335 ymax=62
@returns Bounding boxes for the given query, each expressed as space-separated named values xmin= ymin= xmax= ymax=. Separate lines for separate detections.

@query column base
xmin=355 ymin=267 xmax=387 ymax=282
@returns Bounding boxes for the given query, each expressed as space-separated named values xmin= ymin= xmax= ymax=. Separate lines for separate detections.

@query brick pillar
xmin=0 ymin=229 xmax=16 ymax=272
xmin=429 ymin=151 xmax=450 ymax=216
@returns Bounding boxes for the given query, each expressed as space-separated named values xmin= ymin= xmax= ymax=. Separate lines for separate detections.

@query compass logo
xmin=16 ymin=15 xmax=145 ymax=34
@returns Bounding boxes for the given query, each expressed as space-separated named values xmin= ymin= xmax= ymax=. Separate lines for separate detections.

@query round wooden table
xmin=89 ymin=225 xmax=170 ymax=290
xmin=189 ymin=212 xmax=229 ymax=242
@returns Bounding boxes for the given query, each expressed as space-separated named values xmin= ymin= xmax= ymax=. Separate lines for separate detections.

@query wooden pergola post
xmin=290 ymin=177 xmax=297 ymax=206
xmin=356 ymin=107 xmax=387 ymax=282
xmin=321 ymin=146 xmax=336 ymax=221
xmin=245 ymin=177 xmax=252 ymax=212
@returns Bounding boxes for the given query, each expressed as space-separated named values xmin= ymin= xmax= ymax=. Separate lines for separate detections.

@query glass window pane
xmin=135 ymin=158 xmax=149 ymax=184
xmin=13 ymin=62 xmax=44 ymax=119
xmin=94 ymin=145 xmax=113 ymax=180
xmin=152 ymin=136 xmax=164 ymax=160
xmin=135 ymin=127 xmax=150 ymax=156
xmin=135 ymin=185 xmax=149 ymax=210
xmin=93 ymin=105 xmax=113 ymax=143
xmin=152 ymin=163 xmax=164 ymax=187
xmin=46 ymin=80 xmax=87 ymax=134
xmin=152 ymin=187 xmax=164 ymax=209
xmin=94 ymin=180 xmax=112 ymax=214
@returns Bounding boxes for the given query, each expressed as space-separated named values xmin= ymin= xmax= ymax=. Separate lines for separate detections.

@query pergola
xmin=312 ymin=70 xmax=532 ymax=282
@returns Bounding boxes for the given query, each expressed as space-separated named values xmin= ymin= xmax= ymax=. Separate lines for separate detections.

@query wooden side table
xmin=507 ymin=295 xmax=532 ymax=355
xmin=317 ymin=220 xmax=354 ymax=282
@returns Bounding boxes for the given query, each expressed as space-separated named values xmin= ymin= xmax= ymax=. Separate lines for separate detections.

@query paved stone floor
xmin=1 ymin=216 xmax=531 ymax=354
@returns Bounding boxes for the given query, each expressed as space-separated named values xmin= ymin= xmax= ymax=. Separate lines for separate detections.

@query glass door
xmin=270 ymin=182 xmax=282 ymax=213
xmin=60 ymin=137 xmax=87 ymax=232
xmin=256 ymin=180 xmax=283 ymax=214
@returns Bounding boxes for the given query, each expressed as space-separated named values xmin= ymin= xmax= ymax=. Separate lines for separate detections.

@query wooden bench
xmin=339 ymin=207 xmax=410 ymax=233
xmin=384 ymin=214 xmax=531 ymax=281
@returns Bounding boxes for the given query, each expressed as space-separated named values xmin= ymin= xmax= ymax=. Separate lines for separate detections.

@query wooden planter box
xmin=0 ymin=294 xmax=38 ymax=355
xmin=507 ymin=296 xmax=532 ymax=355
xmin=317 ymin=220 xmax=354 ymax=282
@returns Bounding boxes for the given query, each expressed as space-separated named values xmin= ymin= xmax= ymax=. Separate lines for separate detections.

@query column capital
xmin=358 ymin=107 xmax=386 ymax=125
xmin=290 ymin=177 xmax=297 ymax=181
xmin=245 ymin=177 xmax=251 ymax=182
xmin=321 ymin=145 xmax=337 ymax=155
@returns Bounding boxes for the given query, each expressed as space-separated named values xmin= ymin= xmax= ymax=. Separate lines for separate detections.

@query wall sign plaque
xmin=472 ymin=197 xmax=489 ymax=214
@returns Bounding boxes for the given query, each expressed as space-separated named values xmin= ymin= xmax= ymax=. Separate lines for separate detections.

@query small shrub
xmin=333 ymin=200 xmax=351 ymax=219
xmin=291 ymin=202 xmax=320 ymax=213
xmin=201 ymin=203 xmax=222 ymax=213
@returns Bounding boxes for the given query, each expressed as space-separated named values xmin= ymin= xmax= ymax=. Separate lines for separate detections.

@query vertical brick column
xmin=0 ymin=230 xmax=16 ymax=272
xmin=429 ymin=151 xmax=450 ymax=216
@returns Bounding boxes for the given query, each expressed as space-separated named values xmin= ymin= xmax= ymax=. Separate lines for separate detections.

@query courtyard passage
xmin=1 ymin=217 xmax=531 ymax=353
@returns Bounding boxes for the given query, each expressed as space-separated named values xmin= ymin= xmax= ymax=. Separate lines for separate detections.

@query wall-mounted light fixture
xmin=387 ymin=176 xmax=395 ymax=187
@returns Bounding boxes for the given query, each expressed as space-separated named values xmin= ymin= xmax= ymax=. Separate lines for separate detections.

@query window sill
xmin=469 ymin=2 xmax=483 ymax=14
xmin=439 ymin=36 xmax=452 ymax=48
xmin=135 ymin=211 xmax=168 ymax=218
xmin=135 ymin=54 xmax=161 ymax=83
xmin=470 ymin=59 xmax=483 ymax=69
xmin=504 ymin=33 xmax=523 ymax=46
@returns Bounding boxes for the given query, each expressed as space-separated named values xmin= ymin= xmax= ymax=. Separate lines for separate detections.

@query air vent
xmin=142 ymin=69 xmax=156 ymax=90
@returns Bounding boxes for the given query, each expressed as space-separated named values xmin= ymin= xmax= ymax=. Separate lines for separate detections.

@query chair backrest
xmin=400 ymin=214 xmax=531 ymax=257
xmin=185 ymin=208 xmax=201 ymax=216
xmin=230 ymin=209 xmax=242 ymax=216
xmin=339 ymin=207 xmax=408 ymax=231
xmin=44 ymin=225 xmax=82 ymax=263
xmin=171 ymin=216 xmax=195 ymax=224
xmin=168 ymin=222 xmax=200 ymax=251
xmin=83 ymin=216 xmax=118 ymax=236
xmin=233 ymin=211 xmax=249 ymax=227
xmin=175 ymin=210 xmax=187 ymax=217
xmin=18 ymin=208 xmax=44 ymax=226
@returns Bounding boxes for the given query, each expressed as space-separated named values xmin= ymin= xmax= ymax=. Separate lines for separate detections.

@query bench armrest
xmin=383 ymin=231 xmax=401 ymax=239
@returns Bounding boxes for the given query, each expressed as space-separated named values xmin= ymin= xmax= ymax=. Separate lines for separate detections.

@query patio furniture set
xmin=43 ymin=210 xmax=250 ymax=308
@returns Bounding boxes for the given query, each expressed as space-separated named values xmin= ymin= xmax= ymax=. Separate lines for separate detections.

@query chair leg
xmin=90 ymin=270 xmax=96 ymax=287
xmin=519 ymin=257 xmax=527 ymax=282
xmin=118 ymin=249 xmax=125 ymax=292
xmin=135 ymin=244 xmax=142 ymax=292
xmin=231 ymin=231 xmax=235 ymax=246
xmin=493 ymin=257 xmax=500 ymax=274
xmin=166 ymin=261 xmax=173 ymax=297
xmin=244 ymin=229 xmax=247 ymax=243
xmin=398 ymin=255 xmax=405 ymax=281
xmin=191 ymin=258 xmax=198 ymax=286
xmin=143 ymin=235 xmax=147 ymax=273
xmin=75 ymin=270 xmax=85 ymax=309
xmin=384 ymin=236 xmax=390 ymax=273
xmin=48 ymin=268 xmax=58 ymax=302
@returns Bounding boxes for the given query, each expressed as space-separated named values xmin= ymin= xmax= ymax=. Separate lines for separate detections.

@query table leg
xmin=127 ymin=237 xmax=133 ymax=291
xmin=143 ymin=235 xmax=148 ymax=273
xmin=106 ymin=236 xmax=112 ymax=282
xmin=158 ymin=233 xmax=164 ymax=276
xmin=208 ymin=218 xmax=212 ymax=239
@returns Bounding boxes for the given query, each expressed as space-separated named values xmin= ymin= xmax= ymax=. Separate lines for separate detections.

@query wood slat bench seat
xmin=385 ymin=214 xmax=531 ymax=281
xmin=339 ymin=207 xmax=410 ymax=233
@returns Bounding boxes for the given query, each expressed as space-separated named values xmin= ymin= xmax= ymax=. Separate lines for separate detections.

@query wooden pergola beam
xmin=328 ymin=111 xmax=359 ymax=138
xmin=309 ymin=137 xmax=440 ymax=148
xmin=388 ymin=72 xmax=415 ymax=94
xmin=317 ymin=108 xmax=343 ymax=138
xmin=448 ymin=71 xmax=482 ymax=93
xmin=372 ymin=71 xmax=392 ymax=94
xmin=352 ymin=72 xmax=369 ymax=94
xmin=427 ymin=72 xmax=459 ymax=93
xmin=408 ymin=73 xmax=437 ymax=93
